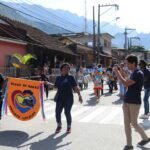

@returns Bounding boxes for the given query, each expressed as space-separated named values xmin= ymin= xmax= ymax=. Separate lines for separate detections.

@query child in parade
xmin=93 ymin=68 xmax=103 ymax=102
xmin=106 ymin=67 xmax=115 ymax=93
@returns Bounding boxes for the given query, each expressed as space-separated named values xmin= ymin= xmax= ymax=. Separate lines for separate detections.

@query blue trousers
xmin=143 ymin=88 xmax=150 ymax=115
xmin=0 ymin=99 xmax=2 ymax=118
xmin=55 ymin=99 xmax=73 ymax=126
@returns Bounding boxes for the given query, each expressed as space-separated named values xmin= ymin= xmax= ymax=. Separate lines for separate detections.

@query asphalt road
xmin=0 ymin=82 xmax=150 ymax=150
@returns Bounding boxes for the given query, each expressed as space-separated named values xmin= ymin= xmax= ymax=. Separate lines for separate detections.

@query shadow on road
xmin=0 ymin=130 xmax=42 ymax=147
xmin=89 ymin=93 xmax=95 ymax=96
xmin=18 ymin=133 xmax=71 ymax=150
xmin=112 ymin=98 xmax=123 ymax=105
xmin=103 ymin=92 xmax=112 ymax=97
xmin=84 ymin=96 xmax=98 ymax=106
xmin=139 ymin=119 xmax=150 ymax=130
xmin=137 ymin=146 xmax=150 ymax=150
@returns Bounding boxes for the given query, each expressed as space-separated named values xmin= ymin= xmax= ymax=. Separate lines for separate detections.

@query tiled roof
xmin=0 ymin=16 xmax=76 ymax=56
xmin=0 ymin=23 xmax=29 ymax=41
xmin=60 ymin=36 xmax=93 ymax=52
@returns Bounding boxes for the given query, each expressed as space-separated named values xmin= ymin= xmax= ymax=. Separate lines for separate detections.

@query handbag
xmin=54 ymin=91 xmax=59 ymax=102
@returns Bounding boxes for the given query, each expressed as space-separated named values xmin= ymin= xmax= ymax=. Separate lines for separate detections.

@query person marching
xmin=97 ymin=64 xmax=104 ymax=95
xmin=54 ymin=63 xmax=83 ymax=134
xmin=93 ymin=67 xmax=103 ymax=102
xmin=106 ymin=67 xmax=115 ymax=93
xmin=114 ymin=55 xmax=150 ymax=150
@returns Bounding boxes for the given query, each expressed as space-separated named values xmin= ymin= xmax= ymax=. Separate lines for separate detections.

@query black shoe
xmin=55 ymin=126 xmax=62 ymax=133
xmin=137 ymin=138 xmax=150 ymax=147
xmin=123 ymin=145 xmax=133 ymax=150
xmin=66 ymin=127 xmax=71 ymax=134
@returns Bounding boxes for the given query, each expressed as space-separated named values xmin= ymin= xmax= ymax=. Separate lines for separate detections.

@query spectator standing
xmin=114 ymin=55 xmax=150 ymax=150
xmin=40 ymin=67 xmax=49 ymax=100
xmin=118 ymin=63 xmax=126 ymax=100
xmin=139 ymin=60 xmax=150 ymax=119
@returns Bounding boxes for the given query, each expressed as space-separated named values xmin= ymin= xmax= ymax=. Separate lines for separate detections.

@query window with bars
xmin=5 ymin=55 xmax=12 ymax=67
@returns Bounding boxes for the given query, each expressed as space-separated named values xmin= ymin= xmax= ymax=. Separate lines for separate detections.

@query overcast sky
xmin=2 ymin=0 xmax=150 ymax=33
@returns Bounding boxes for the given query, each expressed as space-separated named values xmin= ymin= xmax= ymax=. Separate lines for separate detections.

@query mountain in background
xmin=0 ymin=1 xmax=150 ymax=50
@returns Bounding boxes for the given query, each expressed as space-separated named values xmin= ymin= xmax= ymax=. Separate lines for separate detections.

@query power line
xmin=0 ymin=23 xmax=46 ymax=47
xmin=10 ymin=0 xmax=82 ymax=31
xmin=0 ymin=2 xmax=75 ymax=34
xmin=100 ymin=6 xmax=114 ymax=16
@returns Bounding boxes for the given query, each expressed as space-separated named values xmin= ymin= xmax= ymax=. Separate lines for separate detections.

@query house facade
xmin=0 ymin=19 xmax=27 ymax=68
xmin=112 ymin=48 xmax=148 ymax=65
xmin=0 ymin=38 xmax=27 ymax=67
xmin=0 ymin=16 xmax=78 ymax=69
xmin=59 ymin=36 xmax=94 ymax=67
xmin=69 ymin=33 xmax=113 ymax=67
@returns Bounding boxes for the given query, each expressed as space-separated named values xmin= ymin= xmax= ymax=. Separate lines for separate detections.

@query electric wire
xmin=0 ymin=23 xmax=46 ymax=48
xmin=0 ymin=2 xmax=74 ymax=34
xmin=9 ymin=0 xmax=82 ymax=32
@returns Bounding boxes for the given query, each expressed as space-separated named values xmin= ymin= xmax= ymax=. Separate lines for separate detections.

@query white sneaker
xmin=140 ymin=114 xmax=149 ymax=119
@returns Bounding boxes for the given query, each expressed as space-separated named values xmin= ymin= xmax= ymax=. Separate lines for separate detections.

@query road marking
xmin=62 ymin=106 xmax=90 ymax=121
xmin=79 ymin=107 xmax=107 ymax=122
xmin=99 ymin=107 xmax=121 ymax=124
xmin=5 ymin=99 xmax=148 ymax=126
xmin=44 ymin=103 xmax=55 ymax=113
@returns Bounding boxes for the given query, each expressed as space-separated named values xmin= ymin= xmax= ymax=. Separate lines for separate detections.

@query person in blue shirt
xmin=139 ymin=60 xmax=150 ymax=119
xmin=54 ymin=63 xmax=83 ymax=134
xmin=114 ymin=55 xmax=150 ymax=150
xmin=98 ymin=64 xmax=104 ymax=95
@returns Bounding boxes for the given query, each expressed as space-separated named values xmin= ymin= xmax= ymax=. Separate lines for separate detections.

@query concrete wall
xmin=0 ymin=40 xmax=26 ymax=67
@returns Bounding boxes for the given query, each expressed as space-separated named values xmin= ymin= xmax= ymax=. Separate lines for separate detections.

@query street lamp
xmin=124 ymin=27 xmax=136 ymax=50
xmin=129 ymin=37 xmax=140 ymax=47
xmin=101 ymin=17 xmax=120 ymax=28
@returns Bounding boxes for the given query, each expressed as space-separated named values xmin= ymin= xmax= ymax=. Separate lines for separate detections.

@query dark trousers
xmin=108 ymin=81 xmax=114 ymax=93
xmin=143 ymin=88 xmax=150 ymax=115
xmin=101 ymin=79 xmax=104 ymax=95
xmin=0 ymin=100 xmax=2 ymax=118
xmin=55 ymin=99 xmax=73 ymax=126
xmin=44 ymin=84 xmax=49 ymax=98
xmin=113 ymin=80 xmax=118 ymax=90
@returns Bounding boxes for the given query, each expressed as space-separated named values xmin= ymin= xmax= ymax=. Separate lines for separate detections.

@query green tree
xmin=128 ymin=46 xmax=145 ymax=51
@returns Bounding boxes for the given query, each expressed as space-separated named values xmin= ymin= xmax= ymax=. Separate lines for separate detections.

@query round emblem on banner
xmin=8 ymin=90 xmax=40 ymax=121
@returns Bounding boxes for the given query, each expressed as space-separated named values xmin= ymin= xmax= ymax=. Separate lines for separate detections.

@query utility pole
xmin=84 ymin=0 xmax=87 ymax=34
xmin=97 ymin=4 xmax=100 ymax=63
xmin=93 ymin=6 xmax=96 ymax=64
xmin=124 ymin=27 xmax=136 ymax=54
xmin=97 ymin=4 xmax=119 ymax=64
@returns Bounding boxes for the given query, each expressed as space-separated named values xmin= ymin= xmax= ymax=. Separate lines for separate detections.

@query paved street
xmin=0 ymin=82 xmax=150 ymax=150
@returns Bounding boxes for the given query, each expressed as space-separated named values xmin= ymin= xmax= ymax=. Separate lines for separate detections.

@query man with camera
xmin=114 ymin=55 xmax=150 ymax=150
